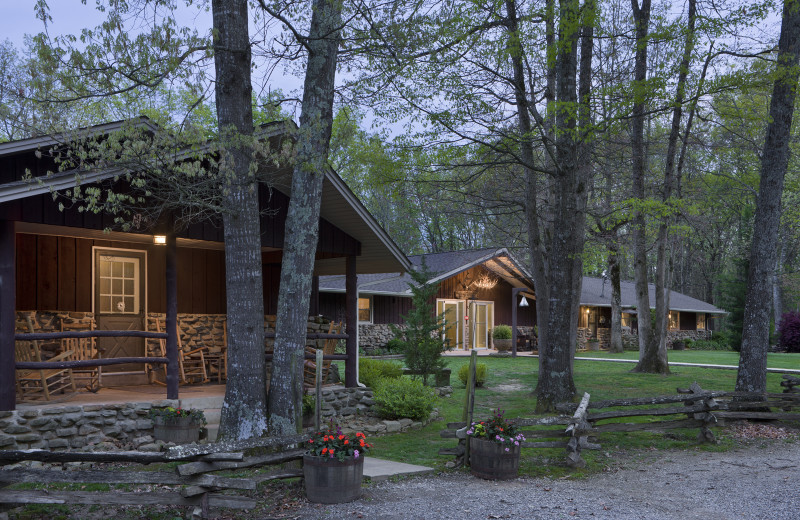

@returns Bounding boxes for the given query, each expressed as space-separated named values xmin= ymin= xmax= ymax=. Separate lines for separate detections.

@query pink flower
xmin=354 ymin=450 xmax=360 ymax=459
xmin=505 ymin=447 xmax=510 ymax=452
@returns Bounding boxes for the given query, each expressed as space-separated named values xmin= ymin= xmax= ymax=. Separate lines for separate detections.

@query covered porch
xmin=0 ymin=121 xmax=411 ymax=412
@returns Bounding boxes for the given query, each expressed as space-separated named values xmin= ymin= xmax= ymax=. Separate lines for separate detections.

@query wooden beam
xmin=0 ymin=469 xmax=255 ymax=491
xmin=0 ymin=220 xmax=16 ymax=411
xmin=345 ymin=254 xmax=357 ymax=387
xmin=165 ymin=231 xmax=179 ymax=399
xmin=0 ymin=490 xmax=256 ymax=509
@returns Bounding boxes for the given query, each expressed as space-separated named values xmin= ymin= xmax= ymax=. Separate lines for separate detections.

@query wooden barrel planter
xmin=494 ymin=339 xmax=512 ymax=352
xmin=469 ymin=437 xmax=521 ymax=480
xmin=303 ymin=454 xmax=364 ymax=503
xmin=152 ymin=416 xmax=202 ymax=444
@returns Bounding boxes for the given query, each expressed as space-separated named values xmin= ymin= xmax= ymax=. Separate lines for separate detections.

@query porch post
xmin=165 ymin=232 xmax=179 ymax=399
xmin=310 ymin=275 xmax=320 ymax=316
xmin=345 ymin=255 xmax=357 ymax=387
xmin=0 ymin=220 xmax=16 ymax=411
xmin=511 ymin=288 xmax=522 ymax=359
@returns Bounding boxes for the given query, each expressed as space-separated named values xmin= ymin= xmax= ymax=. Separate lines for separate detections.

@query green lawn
xmin=369 ymin=354 xmax=797 ymax=478
xmin=576 ymin=349 xmax=800 ymax=369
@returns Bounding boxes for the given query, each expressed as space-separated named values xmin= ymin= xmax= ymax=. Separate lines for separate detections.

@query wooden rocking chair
xmin=147 ymin=317 xmax=209 ymax=385
xmin=61 ymin=321 xmax=100 ymax=392
xmin=303 ymin=321 xmax=342 ymax=388
xmin=15 ymin=316 xmax=77 ymax=401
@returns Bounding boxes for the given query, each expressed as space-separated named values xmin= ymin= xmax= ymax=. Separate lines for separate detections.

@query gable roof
xmin=581 ymin=276 xmax=726 ymax=314
xmin=320 ymin=248 xmax=726 ymax=315
xmin=0 ymin=118 xmax=410 ymax=276
xmin=319 ymin=247 xmax=534 ymax=294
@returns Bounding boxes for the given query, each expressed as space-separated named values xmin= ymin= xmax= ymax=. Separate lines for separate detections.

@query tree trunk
xmin=608 ymin=243 xmax=624 ymax=353
xmin=647 ymin=0 xmax=696 ymax=372
xmin=629 ymin=0 xmax=657 ymax=372
xmin=536 ymin=0 xmax=588 ymax=412
xmin=773 ymin=235 xmax=785 ymax=331
xmin=213 ymin=0 xmax=269 ymax=440
xmin=268 ymin=0 xmax=342 ymax=435
xmin=736 ymin=0 xmax=800 ymax=393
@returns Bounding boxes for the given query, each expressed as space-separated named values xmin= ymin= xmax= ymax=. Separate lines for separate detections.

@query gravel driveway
xmin=293 ymin=440 xmax=800 ymax=520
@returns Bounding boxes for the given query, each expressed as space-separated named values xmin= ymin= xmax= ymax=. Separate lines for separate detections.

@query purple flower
xmin=514 ymin=441 xmax=519 ymax=446
xmin=504 ymin=447 xmax=510 ymax=452
xmin=354 ymin=450 xmax=360 ymax=459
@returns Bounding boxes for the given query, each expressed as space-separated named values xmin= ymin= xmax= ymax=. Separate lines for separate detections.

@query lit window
xmin=697 ymin=314 xmax=706 ymax=330
xmin=668 ymin=311 xmax=679 ymax=330
xmin=358 ymin=297 xmax=372 ymax=323
xmin=621 ymin=313 xmax=631 ymax=328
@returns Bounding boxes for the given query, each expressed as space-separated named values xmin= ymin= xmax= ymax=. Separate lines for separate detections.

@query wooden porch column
xmin=310 ymin=275 xmax=320 ymax=316
xmin=0 ymin=220 xmax=16 ymax=411
xmin=511 ymin=288 xmax=523 ymax=359
xmin=345 ymin=255 xmax=357 ymax=387
xmin=165 ymin=232 xmax=179 ymax=399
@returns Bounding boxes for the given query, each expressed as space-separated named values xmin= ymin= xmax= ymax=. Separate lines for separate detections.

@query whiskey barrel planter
xmin=303 ymin=454 xmax=364 ymax=503
xmin=469 ymin=437 xmax=521 ymax=480
xmin=494 ymin=339 xmax=512 ymax=352
xmin=152 ymin=416 xmax=202 ymax=444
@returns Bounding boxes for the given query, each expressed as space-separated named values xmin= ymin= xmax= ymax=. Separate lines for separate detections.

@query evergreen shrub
xmin=359 ymin=358 xmax=404 ymax=389
xmin=373 ymin=377 xmax=437 ymax=420
xmin=458 ymin=363 xmax=488 ymax=387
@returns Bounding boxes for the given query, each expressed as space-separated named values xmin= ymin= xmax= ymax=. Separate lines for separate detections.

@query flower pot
xmin=588 ymin=340 xmax=600 ymax=351
xmin=494 ymin=338 xmax=512 ymax=352
xmin=152 ymin=416 xmax=201 ymax=444
xmin=469 ymin=437 xmax=521 ymax=480
xmin=672 ymin=340 xmax=686 ymax=351
xmin=303 ymin=454 xmax=364 ymax=503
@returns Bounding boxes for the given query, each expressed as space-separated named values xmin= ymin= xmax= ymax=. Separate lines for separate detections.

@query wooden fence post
xmin=460 ymin=350 xmax=478 ymax=466
xmin=566 ymin=392 xmax=591 ymax=468
xmin=315 ymin=349 xmax=323 ymax=431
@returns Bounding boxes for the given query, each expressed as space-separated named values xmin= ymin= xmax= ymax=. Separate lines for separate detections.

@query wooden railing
xmin=0 ymin=433 xmax=308 ymax=519
xmin=441 ymin=355 xmax=800 ymax=470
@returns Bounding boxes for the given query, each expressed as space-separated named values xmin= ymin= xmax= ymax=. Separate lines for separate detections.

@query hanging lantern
xmin=519 ymin=296 xmax=529 ymax=307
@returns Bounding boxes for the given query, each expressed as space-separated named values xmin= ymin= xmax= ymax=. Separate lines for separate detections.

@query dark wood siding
xmin=15 ymin=233 xmax=227 ymax=314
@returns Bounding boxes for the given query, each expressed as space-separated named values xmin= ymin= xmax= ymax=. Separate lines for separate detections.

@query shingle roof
xmin=320 ymin=249 xmax=727 ymax=315
xmin=319 ymin=248 xmax=533 ymax=294
xmin=581 ymin=276 xmax=726 ymax=314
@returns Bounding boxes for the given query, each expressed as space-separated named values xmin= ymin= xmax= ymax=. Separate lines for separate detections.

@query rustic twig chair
xmin=303 ymin=321 xmax=342 ymax=387
xmin=61 ymin=321 xmax=100 ymax=392
xmin=147 ymin=317 xmax=209 ymax=385
xmin=15 ymin=315 xmax=77 ymax=401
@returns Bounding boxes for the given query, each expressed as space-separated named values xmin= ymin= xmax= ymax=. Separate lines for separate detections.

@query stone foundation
xmin=358 ymin=323 xmax=401 ymax=349
xmin=318 ymin=386 xmax=375 ymax=418
xmin=578 ymin=327 xmax=713 ymax=350
xmin=0 ymin=400 xmax=177 ymax=452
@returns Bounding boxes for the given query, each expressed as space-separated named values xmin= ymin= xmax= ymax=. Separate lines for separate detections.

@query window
xmin=697 ymin=313 xmax=706 ymax=330
xmin=97 ymin=255 xmax=140 ymax=314
xmin=668 ymin=311 xmax=679 ymax=330
xmin=621 ymin=313 xmax=632 ymax=328
xmin=358 ymin=297 xmax=372 ymax=323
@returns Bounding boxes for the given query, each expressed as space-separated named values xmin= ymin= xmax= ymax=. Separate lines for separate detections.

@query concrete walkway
xmin=572 ymin=356 xmax=800 ymax=375
xmin=363 ymin=457 xmax=434 ymax=481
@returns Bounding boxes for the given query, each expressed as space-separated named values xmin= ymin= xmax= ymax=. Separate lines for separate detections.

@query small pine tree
xmin=391 ymin=259 xmax=448 ymax=385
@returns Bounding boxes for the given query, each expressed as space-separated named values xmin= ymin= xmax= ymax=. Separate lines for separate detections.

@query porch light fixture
xmin=473 ymin=273 xmax=498 ymax=290
xmin=153 ymin=235 xmax=167 ymax=245
xmin=519 ymin=295 xmax=530 ymax=307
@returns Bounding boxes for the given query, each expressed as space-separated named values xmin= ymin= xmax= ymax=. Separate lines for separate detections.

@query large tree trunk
xmin=536 ymin=0 xmax=590 ymax=411
xmin=608 ymin=243 xmax=624 ymax=353
xmin=629 ymin=0 xmax=657 ymax=371
xmin=505 ymin=0 xmax=550 ymax=385
xmin=773 ymin=235 xmax=785 ymax=331
xmin=213 ymin=0 xmax=269 ymax=440
xmin=736 ymin=0 xmax=800 ymax=393
xmin=268 ymin=0 xmax=342 ymax=435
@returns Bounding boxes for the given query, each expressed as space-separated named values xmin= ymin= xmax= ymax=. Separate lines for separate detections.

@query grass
xmin=370 ymin=353 xmax=797 ymax=478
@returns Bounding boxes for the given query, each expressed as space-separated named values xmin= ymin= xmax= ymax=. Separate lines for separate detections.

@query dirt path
xmin=293 ymin=440 xmax=800 ymax=520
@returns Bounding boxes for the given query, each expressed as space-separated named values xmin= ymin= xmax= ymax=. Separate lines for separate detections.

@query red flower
xmin=322 ymin=447 xmax=328 ymax=454
xmin=338 ymin=435 xmax=344 ymax=440
xmin=344 ymin=439 xmax=349 ymax=445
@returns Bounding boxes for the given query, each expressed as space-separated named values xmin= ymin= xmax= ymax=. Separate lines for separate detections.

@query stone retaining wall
xmin=578 ymin=327 xmax=714 ymax=350
xmin=0 ymin=400 xmax=177 ymax=452
xmin=1 ymin=387 xmax=384 ymax=452
xmin=358 ymin=323 xmax=402 ymax=349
